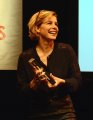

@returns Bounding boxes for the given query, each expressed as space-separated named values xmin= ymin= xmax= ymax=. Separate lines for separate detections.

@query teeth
xmin=49 ymin=31 xmax=56 ymax=34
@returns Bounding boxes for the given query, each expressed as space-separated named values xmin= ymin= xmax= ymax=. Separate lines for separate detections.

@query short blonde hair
xmin=28 ymin=10 xmax=57 ymax=40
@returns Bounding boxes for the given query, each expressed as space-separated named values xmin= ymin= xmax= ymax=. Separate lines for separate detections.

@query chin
xmin=49 ymin=36 xmax=57 ymax=40
xmin=46 ymin=36 xmax=57 ymax=41
xmin=50 ymin=38 xmax=57 ymax=41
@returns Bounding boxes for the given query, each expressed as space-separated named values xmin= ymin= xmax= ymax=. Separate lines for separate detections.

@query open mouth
xmin=48 ymin=31 xmax=57 ymax=35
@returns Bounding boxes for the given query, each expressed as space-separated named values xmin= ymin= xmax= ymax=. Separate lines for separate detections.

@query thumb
xmin=50 ymin=73 xmax=55 ymax=79
xmin=50 ymin=73 xmax=53 ymax=77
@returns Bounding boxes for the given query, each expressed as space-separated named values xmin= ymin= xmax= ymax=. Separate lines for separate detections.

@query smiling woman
xmin=36 ymin=15 xmax=58 ymax=41
xmin=28 ymin=10 xmax=58 ymax=41
xmin=17 ymin=10 xmax=82 ymax=120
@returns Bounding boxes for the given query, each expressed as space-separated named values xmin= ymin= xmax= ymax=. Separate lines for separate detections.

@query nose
xmin=52 ymin=23 xmax=58 ymax=30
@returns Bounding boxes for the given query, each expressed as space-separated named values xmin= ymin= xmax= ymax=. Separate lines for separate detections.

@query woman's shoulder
xmin=19 ymin=48 xmax=34 ymax=59
xmin=57 ymin=42 xmax=73 ymax=50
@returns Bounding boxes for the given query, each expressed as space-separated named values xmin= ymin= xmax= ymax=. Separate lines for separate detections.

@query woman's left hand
xmin=47 ymin=73 xmax=65 ymax=88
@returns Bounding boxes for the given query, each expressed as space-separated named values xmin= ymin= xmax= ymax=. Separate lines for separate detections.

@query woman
xmin=17 ymin=10 xmax=82 ymax=120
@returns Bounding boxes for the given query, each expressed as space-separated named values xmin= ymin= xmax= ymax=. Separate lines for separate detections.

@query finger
xmin=50 ymin=73 xmax=54 ymax=78
xmin=48 ymin=82 xmax=57 ymax=88
xmin=35 ymin=67 xmax=43 ymax=74
xmin=39 ymin=72 xmax=47 ymax=80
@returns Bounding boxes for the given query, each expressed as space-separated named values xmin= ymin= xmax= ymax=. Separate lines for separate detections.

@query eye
xmin=55 ymin=22 xmax=58 ymax=26
xmin=47 ymin=22 xmax=52 ymax=25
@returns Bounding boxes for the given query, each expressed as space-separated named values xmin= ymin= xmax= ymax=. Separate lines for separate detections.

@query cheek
xmin=57 ymin=27 xmax=59 ymax=31
xmin=41 ymin=28 xmax=48 ymax=34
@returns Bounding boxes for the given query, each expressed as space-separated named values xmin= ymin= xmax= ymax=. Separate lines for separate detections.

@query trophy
xmin=28 ymin=58 xmax=55 ymax=85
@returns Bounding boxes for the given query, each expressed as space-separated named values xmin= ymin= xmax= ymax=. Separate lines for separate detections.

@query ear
xmin=35 ymin=26 xmax=40 ymax=34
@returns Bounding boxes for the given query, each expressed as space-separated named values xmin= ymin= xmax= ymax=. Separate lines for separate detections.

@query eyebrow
xmin=44 ymin=20 xmax=58 ymax=24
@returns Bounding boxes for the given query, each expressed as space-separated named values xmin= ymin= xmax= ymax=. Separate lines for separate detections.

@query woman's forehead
xmin=43 ymin=15 xmax=57 ymax=22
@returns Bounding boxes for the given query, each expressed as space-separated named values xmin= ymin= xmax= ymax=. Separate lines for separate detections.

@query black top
xmin=17 ymin=42 xmax=82 ymax=116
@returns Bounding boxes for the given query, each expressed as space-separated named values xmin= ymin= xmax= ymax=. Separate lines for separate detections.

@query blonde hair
xmin=28 ymin=10 xmax=57 ymax=40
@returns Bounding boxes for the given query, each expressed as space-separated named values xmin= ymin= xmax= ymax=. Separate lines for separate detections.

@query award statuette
xmin=28 ymin=58 xmax=55 ymax=85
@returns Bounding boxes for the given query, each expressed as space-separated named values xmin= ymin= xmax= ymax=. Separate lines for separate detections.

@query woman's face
xmin=37 ymin=15 xmax=59 ymax=41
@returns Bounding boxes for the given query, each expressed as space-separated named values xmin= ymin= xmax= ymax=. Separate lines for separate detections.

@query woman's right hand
xmin=29 ymin=67 xmax=46 ymax=90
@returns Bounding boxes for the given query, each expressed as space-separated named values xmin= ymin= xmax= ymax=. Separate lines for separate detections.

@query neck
xmin=36 ymin=39 xmax=54 ymax=54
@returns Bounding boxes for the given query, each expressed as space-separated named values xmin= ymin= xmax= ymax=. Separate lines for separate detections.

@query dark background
xmin=0 ymin=0 xmax=93 ymax=120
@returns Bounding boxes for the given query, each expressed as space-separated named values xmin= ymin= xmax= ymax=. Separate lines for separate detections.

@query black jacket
xmin=17 ymin=42 xmax=82 ymax=116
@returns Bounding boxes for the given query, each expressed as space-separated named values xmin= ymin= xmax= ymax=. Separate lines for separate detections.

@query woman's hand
xmin=30 ymin=67 xmax=65 ymax=90
xmin=47 ymin=73 xmax=65 ymax=88
xmin=29 ymin=67 xmax=47 ymax=90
